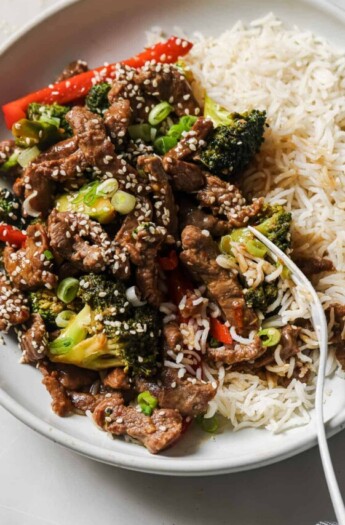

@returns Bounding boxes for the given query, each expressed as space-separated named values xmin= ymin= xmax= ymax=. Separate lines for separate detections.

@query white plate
xmin=1 ymin=0 xmax=345 ymax=476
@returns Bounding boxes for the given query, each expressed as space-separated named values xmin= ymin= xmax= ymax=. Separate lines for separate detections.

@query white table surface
xmin=0 ymin=1 xmax=344 ymax=524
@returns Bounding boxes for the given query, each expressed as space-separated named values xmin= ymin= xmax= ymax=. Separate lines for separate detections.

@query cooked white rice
xmin=150 ymin=13 xmax=345 ymax=432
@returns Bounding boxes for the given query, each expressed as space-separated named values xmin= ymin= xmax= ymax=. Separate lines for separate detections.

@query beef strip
xmin=328 ymin=304 xmax=345 ymax=369
xmin=13 ymin=167 xmax=56 ymax=217
xmin=68 ymin=392 xmax=101 ymax=413
xmin=3 ymin=223 xmax=57 ymax=291
xmin=0 ymin=274 xmax=30 ymax=332
xmin=137 ymin=155 xmax=178 ymax=235
xmin=294 ymin=256 xmax=334 ymax=277
xmin=48 ymin=209 xmax=112 ymax=273
xmin=253 ymin=325 xmax=302 ymax=368
xmin=103 ymin=368 xmax=131 ymax=390
xmin=53 ymin=364 xmax=98 ymax=390
xmin=134 ymin=222 xmax=167 ymax=306
xmin=180 ymin=225 xmax=258 ymax=334
xmin=207 ymin=335 xmax=265 ymax=365
xmin=164 ymin=118 xmax=213 ymax=161
xmin=134 ymin=63 xmax=200 ymax=117
xmin=93 ymin=394 xmax=183 ymax=454
xmin=40 ymin=364 xmax=74 ymax=417
xmin=20 ymin=313 xmax=48 ymax=363
xmin=178 ymin=197 xmax=230 ymax=237
xmin=163 ymin=157 xmax=205 ymax=193
xmin=55 ymin=59 xmax=88 ymax=82
xmin=197 ymin=174 xmax=264 ymax=228
xmin=104 ymin=95 xmax=132 ymax=148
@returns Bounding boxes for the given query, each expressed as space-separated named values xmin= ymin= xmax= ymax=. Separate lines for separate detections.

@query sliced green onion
xmin=17 ymin=146 xmax=40 ymax=168
xmin=196 ymin=415 xmax=219 ymax=433
xmin=57 ymin=277 xmax=80 ymax=304
xmin=95 ymin=178 xmax=119 ymax=197
xmin=128 ymin=123 xmax=153 ymax=142
xmin=82 ymin=182 xmax=99 ymax=207
xmin=56 ymin=310 xmax=76 ymax=328
xmin=43 ymin=249 xmax=54 ymax=260
xmin=1 ymin=150 xmax=19 ymax=172
xmin=111 ymin=190 xmax=136 ymax=215
xmin=167 ymin=115 xmax=197 ymax=139
xmin=137 ymin=391 xmax=158 ymax=416
xmin=245 ymin=239 xmax=267 ymax=258
xmin=148 ymin=102 xmax=173 ymax=126
xmin=258 ymin=327 xmax=281 ymax=347
xmin=154 ymin=135 xmax=178 ymax=155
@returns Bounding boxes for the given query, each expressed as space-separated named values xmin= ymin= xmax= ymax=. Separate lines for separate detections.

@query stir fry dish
xmin=0 ymin=34 xmax=340 ymax=454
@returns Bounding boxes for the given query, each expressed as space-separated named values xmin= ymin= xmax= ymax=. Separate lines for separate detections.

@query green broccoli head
xmin=85 ymin=82 xmax=111 ymax=115
xmin=104 ymin=305 xmax=162 ymax=376
xmin=29 ymin=289 xmax=67 ymax=328
xmin=27 ymin=102 xmax=72 ymax=136
xmin=0 ymin=188 xmax=21 ymax=225
xmin=48 ymin=294 xmax=162 ymax=376
xmin=199 ymin=109 xmax=266 ymax=177
xmin=255 ymin=204 xmax=292 ymax=253
xmin=78 ymin=273 xmax=132 ymax=318
xmin=244 ymin=282 xmax=278 ymax=313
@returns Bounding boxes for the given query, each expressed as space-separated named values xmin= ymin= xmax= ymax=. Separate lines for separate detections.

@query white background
xmin=0 ymin=1 xmax=344 ymax=523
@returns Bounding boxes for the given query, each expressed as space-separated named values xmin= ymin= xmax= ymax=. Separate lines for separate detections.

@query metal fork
xmin=249 ymin=226 xmax=345 ymax=525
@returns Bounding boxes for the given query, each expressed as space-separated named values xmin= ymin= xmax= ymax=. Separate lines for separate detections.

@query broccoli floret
xmin=29 ymin=289 xmax=67 ymax=328
xmin=255 ymin=204 xmax=292 ymax=253
xmin=78 ymin=273 xmax=132 ymax=318
xmin=244 ymin=282 xmax=278 ymax=313
xmin=85 ymin=83 xmax=111 ymax=115
xmin=48 ymin=282 xmax=162 ymax=376
xmin=199 ymin=109 xmax=267 ymax=177
xmin=27 ymin=102 xmax=72 ymax=135
xmin=0 ymin=188 xmax=21 ymax=225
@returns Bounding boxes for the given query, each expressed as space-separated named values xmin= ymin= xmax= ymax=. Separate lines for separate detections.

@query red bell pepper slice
xmin=210 ymin=318 xmax=233 ymax=345
xmin=2 ymin=36 xmax=193 ymax=129
xmin=158 ymin=250 xmax=179 ymax=271
xmin=0 ymin=224 xmax=27 ymax=247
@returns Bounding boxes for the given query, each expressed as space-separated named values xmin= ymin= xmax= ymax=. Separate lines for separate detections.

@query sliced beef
xmin=137 ymin=155 xmax=177 ymax=235
xmin=0 ymin=274 xmax=30 ymax=332
xmin=40 ymin=365 xmax=74 ymax=417
xmin=53 ymin=364 xmax=98 ymax=390
xmin=103 ymin=368 xmax=130 ymax=390
xmin=55 ymin=60 xmax=88 ymax=82
xmin=20 ymin=313 xmax=48 ymax=363
xmin=133 ymin=222 xmax=167 ymax=306
xmin=164 ymin=118 xmax=213 ymax=161
xmin=136 ymin=368 xmax=216 ymax=417
xmin=93 ymin=394 xmax=182 ymax=454
xmin=253 ymin=324 xmax=301 ymax=368
xmin=179 ymin=197 xmax=230 ymax=237
xmin=13 ymin=167 xmax=56 ymax=217
xmin=134 ymin=63 xmax=200 ymax=117
xmin=3 ymin=223 xmax=57 ymax=291
xmin=294 ymin=256 xmax=334 ymax=277
xmin=104 ymin=96 xmax=132 ymax=148
xmin=163 ymin=157 xmax=205 ymax=193
xmin=180 ymin=225 xmax=258 ymax=334
xmin=197 ymin=174 xmax=264 ymax=228
xmin=163 ymin=321 xmax=184 ymax=350
xmin=207 ymin=335 xmax=264 ymax=365
xmin=48 ymin=209 xmax=112 ymax=273
xmin=68 ymin=391 xmax=101 ymax=413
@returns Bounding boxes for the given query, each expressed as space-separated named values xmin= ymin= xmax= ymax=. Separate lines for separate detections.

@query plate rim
xmin=1 ymin=0 xmax=345 ymax=476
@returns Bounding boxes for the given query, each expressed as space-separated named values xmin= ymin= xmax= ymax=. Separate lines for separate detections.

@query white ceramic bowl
xmin=1 ymin=0 xmax=345 ymax=476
